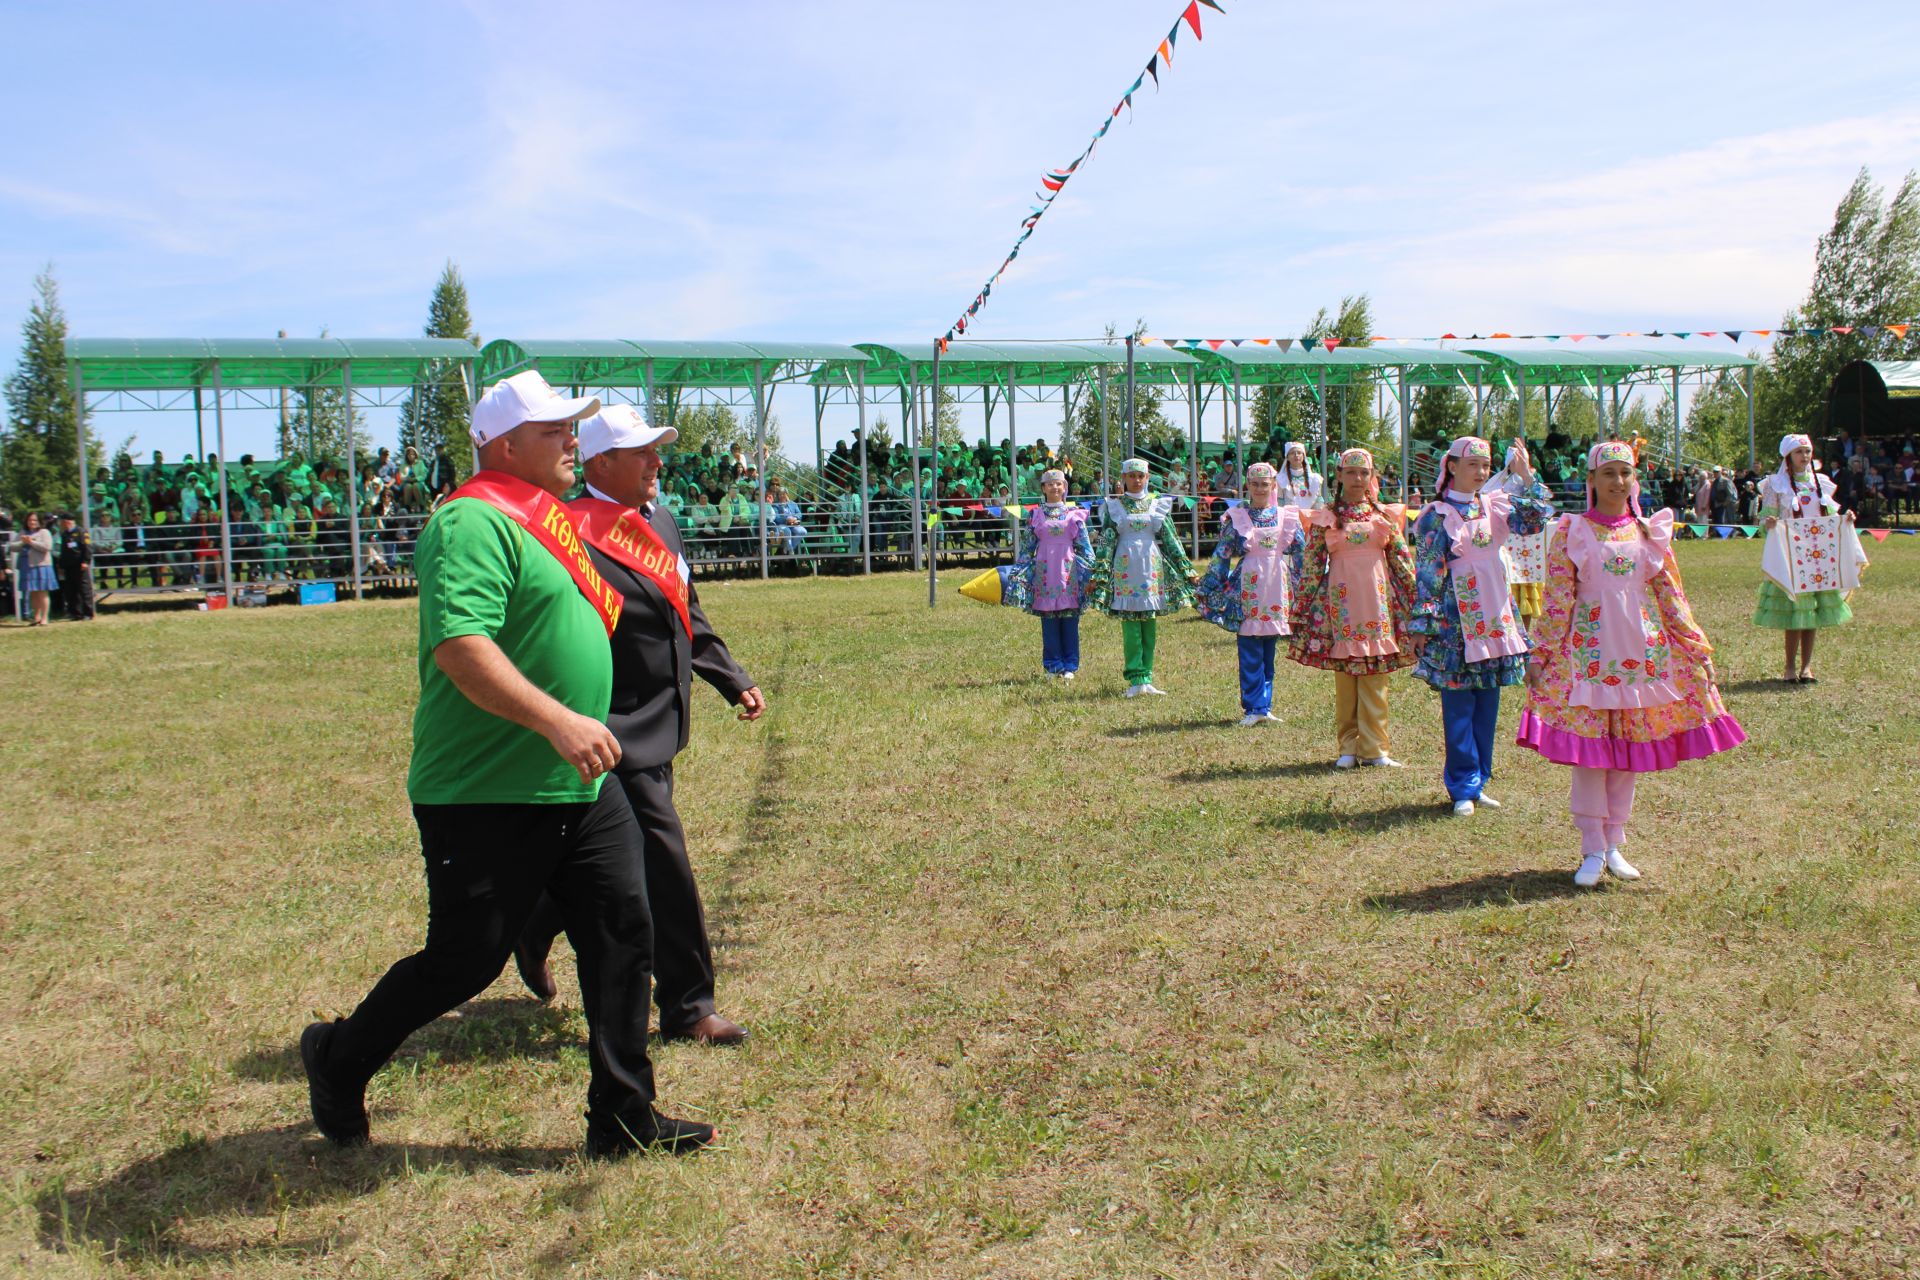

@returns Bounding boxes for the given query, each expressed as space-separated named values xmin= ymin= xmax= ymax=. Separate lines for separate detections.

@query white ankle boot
xmin=1604 ymin=847 xmax=1641 ymax=881
xmin=1574 ymin=854 xmax=1606 ymax=887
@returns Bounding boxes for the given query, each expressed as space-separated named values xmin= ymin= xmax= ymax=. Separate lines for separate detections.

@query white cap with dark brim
xmin=470 ymin=371 xmax=601 ymax=448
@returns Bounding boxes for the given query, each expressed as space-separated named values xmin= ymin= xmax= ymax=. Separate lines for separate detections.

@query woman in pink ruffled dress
xmin=1516 ymin=441 xmax=1746 ymax=887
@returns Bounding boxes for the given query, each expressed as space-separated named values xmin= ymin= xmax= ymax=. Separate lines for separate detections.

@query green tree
xmin=1 ymin=268 xmax=95 ymax=512
xmin=397 ymin=261 xmax=480 ymax=476
xmin=282 ymin=328 xmax=369 ymax=464
xmin=1249 ymin=296 xmax=1379 ymax=456
xmin=1756 ymin=168 xmax=1920 ymax=442
xmin=1063 ymin=322 xmax=1178 ymax=478
xmin=1682 ymin=370 xmax=1755 ymax=469
xmin=1411 ymin=384 xmax=1472 ymax=446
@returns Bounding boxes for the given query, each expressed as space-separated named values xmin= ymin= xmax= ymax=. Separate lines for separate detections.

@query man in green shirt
xmin=301 ymin=370 xmax=714 ymax=1158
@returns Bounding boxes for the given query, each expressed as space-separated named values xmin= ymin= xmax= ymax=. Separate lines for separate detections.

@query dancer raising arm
xmin=1407 ymin=436 xmax=1556 ymax=816
xmin=1517 ymin=442 xmax=1745 ymax=886
xmin=1288 ymin=448 xmax=1417 ymax=768
xmin=1087 ymin=458 xmax=1197 ymax=698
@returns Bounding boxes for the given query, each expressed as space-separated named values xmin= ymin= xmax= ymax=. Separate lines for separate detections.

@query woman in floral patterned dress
xmin=1288 ymin=448 xmax=1417 ymax=767
xmin=1517 ymin=442 xmax=1745 ymax=886
xmin=1407 ymin=436 xmax=1556 ymax=816
xmin=1087 ymin=458 xmax=1196 ymax=697
xmin=1004 ymin=469 xmax=1096 ymax=680
xmin=1196 ymin=463 xmax=1306 ymax=726
xmin=1754 ymin=433 xmax=1855 ymax=683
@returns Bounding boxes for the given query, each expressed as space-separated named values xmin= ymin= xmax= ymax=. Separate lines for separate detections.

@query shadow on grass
xmin=1363 ymin=868 xmax=1588 ymax=913
xmin=1267 ymin=801 xmax=1444 ymax=835
xmin=34 ymin=1123 xmax=583 ymax=1268
xmin=232 ymin=998 xmax=579 ymax=1083
xmin=1717 ymin=677 xmax=1808 ymax=696
xmin=1174 ymin=760 xmax=1344 ymax=784
xmin=1108 ymin=715 xmax=1229 ymax=739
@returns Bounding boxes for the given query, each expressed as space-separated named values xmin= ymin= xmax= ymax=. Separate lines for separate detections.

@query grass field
xmin=2 ymin=540 xmax=1917 ymax=1278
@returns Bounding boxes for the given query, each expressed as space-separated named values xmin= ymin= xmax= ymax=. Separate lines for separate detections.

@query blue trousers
xmin=1236 ymin=634 xmax=1278 ymax=715
xmin=1438 ymin=686 xmax=1502 ymax=801
xmin=1040 ymin=614 xmax=1081 ymax=673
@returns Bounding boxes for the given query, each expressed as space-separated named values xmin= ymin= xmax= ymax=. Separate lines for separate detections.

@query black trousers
xmin=59 ymin=567 xmax=93 ymax=619
xmin=522 ymin=762 xmax=717 ymax=1034
xmin=321 ymin=784 xmax=657 ymax=1120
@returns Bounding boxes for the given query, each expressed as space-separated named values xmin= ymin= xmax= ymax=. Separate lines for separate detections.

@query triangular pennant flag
xmin=1804 ymin=327 xmax=1826 ymax=336
xmin=1886 ymin=324 xmax=1910 ymax=338
xmin=1715 ymin=526 xmax=1733 ymax=539
xmin=1206 ymin=338 xmax=1225 ymax=350
xmin=1595 ymin=333 xmax=1612 ymax=340
xmin=1300 ymin=337 xmax=1318 ymax=351
xmin=1545 ymin=335 xmax=1561 ymax=342
xmin=1860 ymin=325 xmax=1881 ymax=338
xmin=1276 ymin=339 xmax=1294 ymax=352
xmin=1322 ymin=338 xmax=1341 ymax=352
xmin=1832 ymin=326 xmax=1854 ymax=335
xmin=1144 ymin=55 xmax=1159 ymax=87
xmin=1160 ymin=338 xmax=1178 ymax=347
xmin=1698 ymin=331 xmax=1717 ymax=338
xmin=1568 ymin=334 xmax=1587 ymax=341
xmin=1181 ymin=1 xmax=1205 ymax=39
xmin=1672 ymin=332 xmax=1690 ymax=339
xmin=1869 ymin=527 xmax=1890 ymax=542
xmin=1489 ymin=332 xmax=1511 ymax=339
xmin=1688 ymin=524 xmax=1707 ymax=539
xmin=1158 ymin=38 xmax=1172 ymax=65
xmin=1166 ymin=22 xmax=1179 ymax=51
xmin=1230 ymin=338 xmax=1244 ymax=346
xmin=1198 ymin=0 xmax=1224 ymax=10
xmin=1725 ymin=330 xmax=1743 ymax=342
xmin=1753 ymin=329 xmax=1771 ymax=337
xmin=1253 ymin=338 xmax=1271 ymax=346
xmin=1439 ymin=332 xmax=1457 ymax=340
xmin=1041 ymin=175 xmax=1065 ymax=192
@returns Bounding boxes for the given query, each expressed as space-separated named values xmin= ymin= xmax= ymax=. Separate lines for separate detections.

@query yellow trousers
xmin=1334 ymin=671 xmax=1391 ymax=759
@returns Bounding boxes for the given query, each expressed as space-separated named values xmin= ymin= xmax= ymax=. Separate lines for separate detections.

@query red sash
xmin=569 ymin=496 xmax=693 ymax=639
xmin=441 ymin=471 xmax=623 ymax=636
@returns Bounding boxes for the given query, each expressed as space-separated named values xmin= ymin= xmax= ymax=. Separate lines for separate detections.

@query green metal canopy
xmin=1186 ymin=343 xmax=1489 ymax=388
xmin=478 ymin=339 xmax=869 ymax=390
xmin=1457 ymin=345 xmax=1758 ymax=389
xmin=1863 ymin=360 xmax=1920 ymax=392
xmin=66 ymin=337 xmax=480 ymax=390
xmin=821 ymin=341 xmax=1201 ymax=390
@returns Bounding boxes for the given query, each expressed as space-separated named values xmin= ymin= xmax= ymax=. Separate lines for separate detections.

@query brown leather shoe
xmin=513 ymin=940 xmax=558 ymax=1003
xmin=663 ymin=1013 xmax=749 ymax=1046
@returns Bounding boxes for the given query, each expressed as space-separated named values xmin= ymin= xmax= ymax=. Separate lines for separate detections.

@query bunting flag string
xmin=1136 ymin=322 xmax=1918 ymax=350
xmin=940 ymin=1 xmax=1226 ymax=350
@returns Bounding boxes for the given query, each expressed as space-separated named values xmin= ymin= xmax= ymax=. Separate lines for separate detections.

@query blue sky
xmin=3 ymin=0 xmax=1917 ymax=457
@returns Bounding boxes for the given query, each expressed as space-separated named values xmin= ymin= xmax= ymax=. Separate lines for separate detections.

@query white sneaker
xmin=1574 ymin=854 xmax=1606 ymax=887
xmin=1259 ymin=712 xmax=1281 ymax=723
xmin=1476 ymin=793 xmax=1503 ymax=809
xmin=1061 ymin=671 xmax=1075 ymax=681
xmin=1238 ymin=713 xmax=1264 ymax=727
xmin=1123 ymin=684 xmax=1144 ymax=699
xmin=1335 ymin=754 xmax=1358 ymax=769
xmin=1452 ymin=799 xmax=1475 ymax=817
xmin=1139 ymin=684 xmax=1167 ymax=696
xmin=1604 ymin=848 xmax=1642 ymax=881
xmin=1361 ymin=755 xmax=1404 ymax=768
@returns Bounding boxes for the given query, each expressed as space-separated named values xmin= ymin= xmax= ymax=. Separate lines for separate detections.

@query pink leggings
xmin=1570 ymin=766 xmax=1637 ymax=856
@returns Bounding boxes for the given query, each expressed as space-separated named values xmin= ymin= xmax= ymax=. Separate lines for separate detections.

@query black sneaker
xmin=585 ymin=1105 xmax=716 ymax=1158
xmin=300 ymin=1020 xmax=370 ymax=1148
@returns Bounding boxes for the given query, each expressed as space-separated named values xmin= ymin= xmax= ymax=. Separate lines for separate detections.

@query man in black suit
xmin=514 ymin=405 xmax=765 ymax=1045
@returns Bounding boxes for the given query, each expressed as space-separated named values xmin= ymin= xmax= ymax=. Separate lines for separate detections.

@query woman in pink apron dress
xmin=1289 ymin=447 xmax=1418 ymax=766
xmin=1408 ymin=436 xmax=1556 ymax=815
xmin=1196 ymin=462 xmax=1305 ymax=725
xmin=1518 ymin=441 xmax=1744 ymax=885
xmin=1004 ymin=468 xmax=1095 ymax=678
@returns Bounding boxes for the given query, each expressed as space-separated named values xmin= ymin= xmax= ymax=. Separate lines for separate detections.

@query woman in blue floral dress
xmin=1408 ymin=436 xmax=1555 ymax=815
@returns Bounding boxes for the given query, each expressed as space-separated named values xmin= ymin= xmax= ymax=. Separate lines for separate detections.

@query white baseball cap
xmin=470 ymin=371 xmax=601 ymax=448
xmin=577 ymin=404 xmax=679 ymax=461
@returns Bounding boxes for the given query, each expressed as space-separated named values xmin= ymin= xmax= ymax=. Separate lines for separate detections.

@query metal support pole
xmin=343 ymin=361 xmax=363 ymax=599
xmin=856 ymin=367 xmax=871 ymax=575
xmin=907 ymin=370 xmax=924 ymax=571
xmin=1315 ymin=369 xmax=1329 ymax=477
xmin=1474 ymin=369 xmax=1484 ymax=431
xmin=813 ymin=383 xmax=824 ymax=479
xmin=1397 ymin=367 xmax=1411 ymax=502
xmin=1339 ymin=387 xmax=1348 ymax=450
xmin=1123 ymin=334 xmax=1137 ymax=460
xmin=1612 ymin=384 xmax=1621 ymax=440
xmin=928 ymin=345 xmax=942 ymax=607
xmin=193 ymin=387 xmax=206 ymax=460
xmin=1187 ymin=368 xmax=1202 ymax=554
xmin=643 ymin=360 xmax=655 ymax=426
xmin=73 ymin=367 xmax=90 ymax=531
xmin=1231 ymin=367 xmax=1245 ymax=477
xmin=1671 ymin=366 xmax=1683 ymax=468
xmin=1516 ymin=368 xmax=1528 ymax=446
xmin=752 ymin=361 xmax=770 ymax=580
xmin=1098 ymin=368 xmax=1111 ymax=495
xmin=1744 ymin=366 xmax=1756 ymax=469
xmin=1007 ymin=361 xmax=1018 ymax=503
xmin=210 ymin=363 xmax=235 ymax=597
